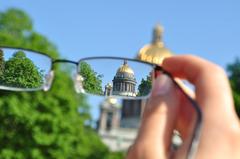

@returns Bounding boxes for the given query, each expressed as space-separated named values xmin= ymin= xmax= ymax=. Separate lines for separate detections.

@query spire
xmin=152 ymin=24 xmax=164 ymax=44
xmin=123 ymin=59 xmax=128 ymax=65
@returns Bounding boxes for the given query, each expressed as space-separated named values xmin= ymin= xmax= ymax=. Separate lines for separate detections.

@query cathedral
xmin=103 ymin=60 xmax=137 ymax=97
xmin=112 ymin=60 xmax=137 ymax=97
xmin=98 ymin=24 xmax=177 ymax=151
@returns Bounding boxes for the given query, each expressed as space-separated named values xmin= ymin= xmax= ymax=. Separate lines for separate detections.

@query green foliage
xmin=0 ymin=8 xmax=58 ymax=58
xmin=0 ymin=51 xmax=43 ymax=88
xmin=137 ymin=75 xmax=152 ymax=96
xmin=105 ymin=152 xmax=125 ymax=159
xmin=0 ymin=8 xmax=114 ymax=159
xmin=0 ymin=49 xmax=4 ymax=75
xmin=79 ymin=61 xmax=103 ymax=95
xmin=227 ymin=58 xmax=240 ymax=117
xmin=0 ymin=8 xmax=32 ymax=36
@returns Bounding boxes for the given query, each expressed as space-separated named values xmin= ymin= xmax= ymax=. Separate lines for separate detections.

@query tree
xmin=79 ymin=61 xmax=103 ymax=95
xmin=227 ymin=58 xmax=240 ymax=117
xmin=137 ymin=75 xmax=152 ymax=96
xmin=0 ymin=8 xmax=111 ymax=159
xmin=105 ymin=152 xmax=125 ymax=159
xmin=0 ymin=49 xmax=4 ymax=75
xmin=0 ymin=51 xmax=43 ymax=88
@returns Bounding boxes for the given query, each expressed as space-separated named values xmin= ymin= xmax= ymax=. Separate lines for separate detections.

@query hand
xmin=126 ymin=55 xmax=240 ymax=159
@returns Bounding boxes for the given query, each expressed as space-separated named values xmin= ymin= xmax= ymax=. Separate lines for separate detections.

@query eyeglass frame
xmin=0 ymin=46 xmax=202 ymax=159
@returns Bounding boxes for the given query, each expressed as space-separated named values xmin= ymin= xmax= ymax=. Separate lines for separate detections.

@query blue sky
xmin=1 ymin=0 xmax=239 ymax=68
xmin=1 ymin=0 xmax=239 ymax=120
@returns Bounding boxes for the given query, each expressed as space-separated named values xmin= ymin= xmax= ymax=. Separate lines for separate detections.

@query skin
xmin=126 ymin=55 xmax=240 ymax=159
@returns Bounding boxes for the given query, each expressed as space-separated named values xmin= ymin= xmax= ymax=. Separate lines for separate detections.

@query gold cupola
xmin=137 ymin=24 xmax=173 ymax=65
xmin=116 ymin=60 xmax=134 ymax=75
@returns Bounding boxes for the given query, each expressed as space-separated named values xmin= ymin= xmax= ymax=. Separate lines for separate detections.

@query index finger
xmin=162 ymin=55 xmax=236 ymax=119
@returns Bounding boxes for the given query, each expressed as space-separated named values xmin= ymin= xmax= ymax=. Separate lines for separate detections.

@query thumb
xmin=128 ymin=74 xmax=180 ymax=159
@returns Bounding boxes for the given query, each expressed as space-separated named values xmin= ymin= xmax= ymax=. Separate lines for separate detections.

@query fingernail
xmin=151 ymin=74 xmax=172 ymax=97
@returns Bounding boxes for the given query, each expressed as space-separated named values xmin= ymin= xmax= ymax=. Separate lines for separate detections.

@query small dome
xmin=117 ymin=60 xmax=134 ymax=75
xmin=105 ymin=83 xmax=112 ymax=88
xmin=136 ymin=24 xmax=173 ymax=65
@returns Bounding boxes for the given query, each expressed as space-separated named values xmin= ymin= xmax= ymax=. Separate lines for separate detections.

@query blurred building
xmin=98 ymin=97 xmax=137 ymax=151
xmin=98 ymin=24 xmax=174 ymax=152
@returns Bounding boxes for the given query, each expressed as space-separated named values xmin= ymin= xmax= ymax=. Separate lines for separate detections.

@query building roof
xmin=136 ymin=24 xmax=173 ymax=65
xmin=116 ymin=60 xmax=134 ymax=75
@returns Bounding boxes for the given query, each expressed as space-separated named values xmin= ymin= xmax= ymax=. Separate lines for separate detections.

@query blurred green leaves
xmin=0 ymin=8 xmax=32 ymax=36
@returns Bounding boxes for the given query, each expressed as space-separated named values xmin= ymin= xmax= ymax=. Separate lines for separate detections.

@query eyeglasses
xmin=0 ymin=46 xmax=202 ymax=159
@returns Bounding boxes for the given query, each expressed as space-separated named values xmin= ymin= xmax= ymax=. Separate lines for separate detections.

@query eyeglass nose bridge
xmin=73 ymin=73 xmax=85 ymax=93
xmin=52 ymin=59 xmax=79 ymax=65
xmin=50 ymin=59 xmax=84 ymax=93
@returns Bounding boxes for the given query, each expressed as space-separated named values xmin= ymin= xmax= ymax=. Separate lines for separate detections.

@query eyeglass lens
xmin=0 ymin=48 xmax=52 ymax=91
xmin=78 ymin=58 xmax=154 ymax=99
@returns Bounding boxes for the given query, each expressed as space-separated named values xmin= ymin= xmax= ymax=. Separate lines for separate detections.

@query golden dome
xmin=117 ymin=60 xmax=134 ymax=74
xmin=136 ymin=24 xmax=173 ymax=65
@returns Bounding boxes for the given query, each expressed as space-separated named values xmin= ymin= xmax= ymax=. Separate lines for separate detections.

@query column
xmin=99 ymin=110 xmax=107 ymax=131
xmin=120 ymin=83 xmax=122 ymax=91
xmin=112 ymin=109 xmax=120 ymax=129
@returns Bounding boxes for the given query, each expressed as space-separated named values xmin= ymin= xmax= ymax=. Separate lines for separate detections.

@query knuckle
xmin=200 ymin=62 xmax=227 ymax=79
xmin=222 ymin=122 xmax=240 ymax=144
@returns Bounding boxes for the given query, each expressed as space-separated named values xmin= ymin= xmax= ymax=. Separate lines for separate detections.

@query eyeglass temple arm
xmin=153 ymin=65 xmax=163 ymax=78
